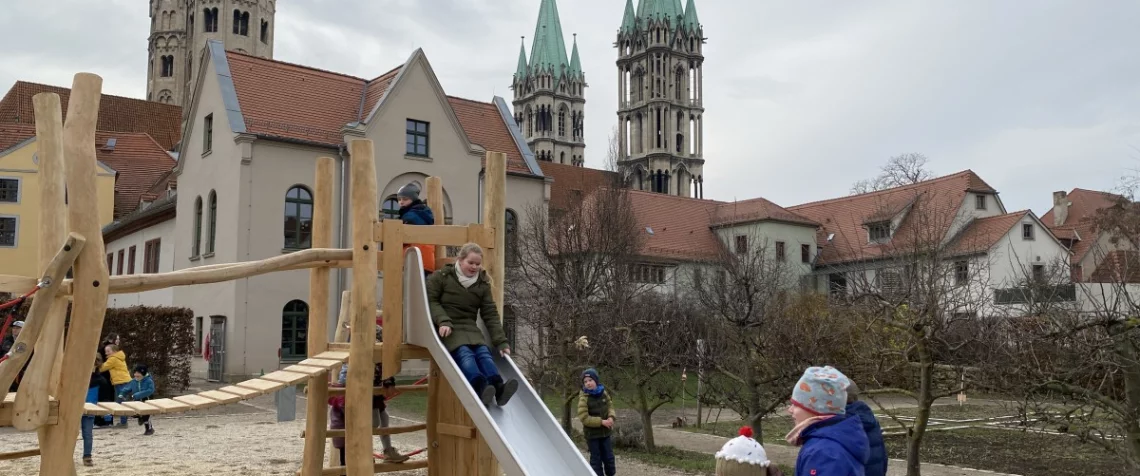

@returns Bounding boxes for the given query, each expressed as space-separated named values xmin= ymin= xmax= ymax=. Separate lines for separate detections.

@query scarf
xmin=785 ymin=414 xmax=834 ymax=446
xmin=456 ymin=265 xmax=479 ymax=289
xmin=584 ymin=384 xmax=605 ymax=396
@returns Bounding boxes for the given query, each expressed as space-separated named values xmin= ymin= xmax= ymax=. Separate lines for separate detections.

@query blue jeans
xmin=114 ymin=383 xmax=130 ymax=425
xmin=81 ymin=416 xmax=94 ymax=457
xmin=451 ymin=345 xmax=501 ymax=393
xmin=587 ymin=436 xmax=615 ymax=476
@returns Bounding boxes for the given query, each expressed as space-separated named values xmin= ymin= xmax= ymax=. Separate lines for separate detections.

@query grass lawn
xmin=884 ymin=428 xmax=1120 ymax=476
xmin=878 ymin=403 xmax=1018 ymax=422
xmin=678 ymin=416 xmax=795 ymax=445
xmin=617 ymin=446 xmax=793 ymax=475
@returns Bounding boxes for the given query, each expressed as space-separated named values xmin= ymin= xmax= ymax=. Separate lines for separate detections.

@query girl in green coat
xmin=427 ymin=243 xmax=519 ymax=406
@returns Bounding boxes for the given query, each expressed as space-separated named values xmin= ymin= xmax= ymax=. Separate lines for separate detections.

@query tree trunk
xmin=640 ymin=407 xmax=656 ymax=451
xmin=906 ymin=335 xmax=934 ymax=476
xmin=562 ymin=390 xmax=574 ymax=435
xmin=1115 ymin=330 xmax=1140 ymax=468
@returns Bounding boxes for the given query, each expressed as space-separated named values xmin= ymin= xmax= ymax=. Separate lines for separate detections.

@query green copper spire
xmin=682 ymin=0 xmax=700 ymax=32
xmin=528 ymin=0 xmax=570 ymax=76
xmin=620 ymin=0 xmax=636 ymax=34
xmin=569 ymin=34 xmax=582 ymax=79
xmin=641 ymin=0 xmax=683 ymax=24
xmin=515 ymin=37 xmax=529 ymax=80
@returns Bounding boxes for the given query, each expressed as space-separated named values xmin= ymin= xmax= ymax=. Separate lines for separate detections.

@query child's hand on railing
xmin=500 ymin=347 xmax=511 ymax=357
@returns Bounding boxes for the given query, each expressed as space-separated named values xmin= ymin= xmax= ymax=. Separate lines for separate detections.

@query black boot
xmin=473 ymin=376 xmax=495 ymax=406
xmin=495 ymin=378 xmax=518 ymax=406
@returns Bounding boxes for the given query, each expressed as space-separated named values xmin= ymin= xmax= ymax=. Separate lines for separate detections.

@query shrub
xmin=14 ymin=301 xmax=194 ymax=396
xmin=613 ymin=417 xmax=646 ymax=449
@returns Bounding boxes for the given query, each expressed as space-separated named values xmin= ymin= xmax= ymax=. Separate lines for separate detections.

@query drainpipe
xmin=335 ymin=144 xmax=348 ymax=318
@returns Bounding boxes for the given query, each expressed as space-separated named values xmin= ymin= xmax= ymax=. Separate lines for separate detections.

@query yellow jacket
xmin=101 ymin=351 xmax=131 ymax=385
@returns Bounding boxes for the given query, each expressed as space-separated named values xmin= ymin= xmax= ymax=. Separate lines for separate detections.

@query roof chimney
xmin=1052 ymin=191 xmax=1069 ymax=226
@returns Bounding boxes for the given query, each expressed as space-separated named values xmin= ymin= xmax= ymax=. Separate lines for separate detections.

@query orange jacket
xmin=406 ymin=244 xmax=436 ymax=272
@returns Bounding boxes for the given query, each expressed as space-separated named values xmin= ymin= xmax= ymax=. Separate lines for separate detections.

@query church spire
xmin=620 ymin=0 xmax=636 ymax=34
xmin=515 ymin=37 xmax=529 ymax=80
xmin=569 ymin=34 xmax=582 ymax=79
xmin=683 ymin=0 xmax=701 ymax=32
xmin=529 ymin=0 xmax=570 ymax=75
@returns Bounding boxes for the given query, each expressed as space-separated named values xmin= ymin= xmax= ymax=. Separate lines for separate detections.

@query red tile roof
xmin=788 ymin=170 xmax=997 ymax=266
xmin=446 ymin=97 xmax=531 ymax=175
xmin=223 ymin=52 xmax=535 ymax=175
xmin=1088 ymin=250 xmax=1140 ymax=283
xmin=627 ymin=191 xmax=724 ymax=261
xmin=541 ymin=162 xmax=622 ymax=213
xmin=944 ymin=211 xmax=1029 ymax=256
xmin=711 ymin=197 xmax=817 ymax=227
xmin=94 ymin=133 xmax=176 ymax=218
xmin=0 ymin=123 xmax=36 ymax=153
xmin=0 ymin=81 xmax=182 ymax=150
xmin=1041 ymin=188 xmax=1125 ymax=264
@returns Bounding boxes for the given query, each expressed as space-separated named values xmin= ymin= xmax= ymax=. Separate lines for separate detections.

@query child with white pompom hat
xmin=715 ymin=426 xmax=785 ymax=476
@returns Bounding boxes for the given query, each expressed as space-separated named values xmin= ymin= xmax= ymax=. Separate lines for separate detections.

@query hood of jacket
xmin=846 ymin=401 xmax=877 ymax=430
xmin=399 ymin=201 xmax=435 ymax=225
xmin=803 ymin=413 xmax=870 ymax=464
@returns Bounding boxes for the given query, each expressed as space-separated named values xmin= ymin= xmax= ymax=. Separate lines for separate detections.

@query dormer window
xmin=868 ymin=221 xmax=891 ymax=242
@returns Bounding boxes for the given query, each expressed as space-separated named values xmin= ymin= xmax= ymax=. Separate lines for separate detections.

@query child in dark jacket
xmin=846 ymin=381 xmax=887 ymax=476
xmin=578 ymin=369 xmax=616 ymax=476
xmin=785 ymin=366 xmax=869 ymax=476
xmin=119 ymin=364 xmax=156 ymax=435
xmin=331 ymin=318 xmax=408 ymax=463
xmin=83 ymin=356 xmax=110 ymax=466
xmin=395 ymin=183 xmax=436 ymax=274
xmin=427 ymin=243 xmax=518 ymax=407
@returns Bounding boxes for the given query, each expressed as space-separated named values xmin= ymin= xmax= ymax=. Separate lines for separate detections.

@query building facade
xmin=147 ymin=0 xmax=276 ymax=108
xmin=615 ymin=0 xmax=706 ymax=198
xmin=511 ymin=0 xmax=587 ymax=167
xmin=104 ymin=194 xmax=178 ymax=309
xmin=172 ymin=41 xmax=548 ymax=381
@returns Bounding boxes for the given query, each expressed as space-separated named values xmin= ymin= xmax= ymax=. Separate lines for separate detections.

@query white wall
xmin=106 ymin=218 xmax=177 ymax=308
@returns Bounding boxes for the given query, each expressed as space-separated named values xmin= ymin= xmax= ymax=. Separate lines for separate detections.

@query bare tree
xmin=507 ymin=186 xmax=643 ymax=432
xmin=851 ymin=153 xmax=934 ymax=194
xmin=604 ymin=125 xmax=621 ymax=173
xmin=823 ymin=193 xmax=999 ymax=476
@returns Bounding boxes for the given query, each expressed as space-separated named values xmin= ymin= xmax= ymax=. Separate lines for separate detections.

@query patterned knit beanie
xmin=790 ymin=366 xmax=850 ymax=416
xmin=714 ymin=427 xmax=769 ymax=476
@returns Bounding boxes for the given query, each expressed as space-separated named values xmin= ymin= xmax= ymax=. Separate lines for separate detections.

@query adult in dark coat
xmin=846 ymin=381 xmax=887 ymax=476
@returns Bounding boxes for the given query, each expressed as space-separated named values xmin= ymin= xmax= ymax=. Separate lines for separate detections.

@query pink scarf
xmin=785 ymin=414 xmax=835 ymax=446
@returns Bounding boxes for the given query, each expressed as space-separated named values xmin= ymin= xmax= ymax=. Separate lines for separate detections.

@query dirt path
xmin=0 ymin=407 xmax=691 ymax=476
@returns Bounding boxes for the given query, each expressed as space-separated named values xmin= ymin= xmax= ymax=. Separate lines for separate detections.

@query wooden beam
xmin=304 ymin=422 xmax=427 ymax=439
xmin=477 ymin=151 xmax=507 ymax=476
xmin=326 ymin=384 xmax=427 ymax=396
xmin=371 ymin=223 xmax=497 ymax=250
xmin=426 ymin=361 xmax=441 ymax=476
xmin=0 ymin=400 xmax=58 ymax=427
xmin=0 ymin=275 xmax=37 ymax=294
xmin=346 ymin=138 xmax=380 ymax=476
xmin=326 ymin=342 xmax=430 ymax=362
xmin=40 ymin=73 xmax=111 ymax=476
xmin=425 ymin=177 xmax=445 ymax=267
xmin=0 ymin=448 xmax=41 ymax=461
xmin=296 ymin=459 xmax=430 ymax=476
xmin=32 ymin=92 xmax=70 ymax=401
xmin=302 ymin=156 xmax=335 ymax=476
xmin=437 ymin=422 xmax=475 ymax=439
xmin=380 ymin=219 xmax=404 ymax=380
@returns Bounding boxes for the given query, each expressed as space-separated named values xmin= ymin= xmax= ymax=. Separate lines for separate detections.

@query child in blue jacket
xmin=785 ymin=366 xmax=869 ymax=476
xmin=83 ymin=356 xmax=110 ymax=466
xmin=119 ymin=364 xmax=156 ymax=435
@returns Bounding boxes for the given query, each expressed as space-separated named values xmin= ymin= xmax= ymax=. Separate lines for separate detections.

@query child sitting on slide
xmin=426 ymin=243 xmax=518 ymax=406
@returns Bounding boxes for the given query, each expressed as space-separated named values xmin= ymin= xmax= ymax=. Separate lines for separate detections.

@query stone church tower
xmin=511 ymin=0 xmax=587 ymax=167
xmin=147 ymin=0 xmax=276 ymax=108
xmin=615 ymin=0 xmax=705 ymax=198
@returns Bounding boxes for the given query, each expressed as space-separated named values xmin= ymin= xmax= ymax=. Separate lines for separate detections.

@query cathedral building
xmin=511 ymin=0 xmax=587 ymax=167
xmin=615 ymin=0 xmax=706 ymax=198
xmin=147 ymin=0 xmax=276 ymax=108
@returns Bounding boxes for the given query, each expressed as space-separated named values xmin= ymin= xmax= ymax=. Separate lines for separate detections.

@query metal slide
xmin=402 ymin=248 xmax=594 ymax=476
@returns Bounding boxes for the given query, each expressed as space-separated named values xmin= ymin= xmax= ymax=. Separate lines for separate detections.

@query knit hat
xmin=132 ymin=364 xmax=149 ymax=375
xmin=397 ymin=182 xmax=420 ymax=201
xmin=714 ymin=427 xmax=770 ymax=475
xmin=582 ymin=368 xmax=601 ymax=386
xmin=12 ymin=321 xmax=24 ymax=328
xmin=790 ymin=366 xmax=850 ymax=416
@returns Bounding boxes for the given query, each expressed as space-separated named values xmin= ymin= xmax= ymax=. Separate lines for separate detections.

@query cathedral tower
xmin=511 ymin=0 xmax=587 ymax=167
xmin=615 ymin=0 xmax=705 ymax=198
xmin=147 ymin=0 xmax=276 ymax=109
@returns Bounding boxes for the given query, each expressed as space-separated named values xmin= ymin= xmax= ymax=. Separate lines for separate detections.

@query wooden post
xmin=301 ymin=157 xmax=335 ymax=476
xmin=29 ymin=93 xmax=70 ymax=403
xmin=346 ymin=139 xmax=379 ymax=476
xmin=476 ymin=151 xmax=507 ymax=476
xmin=39 ymin=73 xmax=111 ymax=476
xmin=425 ymin=176 xmax=444 ymax=267
xmin=329 ymin=290 xmax=351 ymax=468
xmin=380 ymin=218 xmax=404 ymax=380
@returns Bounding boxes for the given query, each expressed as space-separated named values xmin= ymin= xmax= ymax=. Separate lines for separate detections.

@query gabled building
xmin=171 ymin=40 xmax=547 ymax=381
xmin=1042 ymin=188 xmax=1137 ymax=282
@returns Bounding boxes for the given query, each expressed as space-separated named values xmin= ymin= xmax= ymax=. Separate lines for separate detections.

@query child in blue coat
xmin=82 ymin=356 xmax=110 ymax=466
xmin=785 ymin=366 xmax=869 ymax=476
xmin=846 ymin=381 xmax=887 ymax=476
xmin=119 ymin=364 xmax=156 ymax=435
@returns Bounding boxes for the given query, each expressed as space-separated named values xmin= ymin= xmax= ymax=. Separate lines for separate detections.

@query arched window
xmin=260 ymin=20 xmax=270 ymax=43
xmin=160 ymin=56 xmax=174 ymax=77
xmin=560 ymin=151 xmax=565 ymax=164
xmin=505 ymin=208 xmax=518 ymax=266
xmin=207 ymin=191 xmax=217 ymax=254
xmin=240 ymin=11 xmax=250 ymax=36
xmin=381 ymin=195 xmax=400 ymax=220
xmin=675 ymin=69 xmax=684 ymax=100
xmin=192 ymin=196 xmax=203 ymax=256
xmin=233 ymin=10 xmax=241 ymax=34
xmin=284 ymin=186 xmax=313 ymax=249
xmin=204 ymin=8 xmax=218 ymax=32
xmin=281 ymin=300 xmax=308 ymax=360
xmin=558 ymin=108 xmax=566 ymax=137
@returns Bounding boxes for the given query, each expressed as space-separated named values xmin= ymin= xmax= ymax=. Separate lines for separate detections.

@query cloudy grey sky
xmin=2 ymin=0 xmax=1138 ymax=215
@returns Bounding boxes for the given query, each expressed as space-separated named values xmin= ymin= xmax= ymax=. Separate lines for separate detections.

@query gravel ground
xmin=0 ymin=404 xmax=692 ymax=476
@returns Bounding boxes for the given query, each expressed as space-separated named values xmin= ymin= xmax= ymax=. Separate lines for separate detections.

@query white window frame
xmin=0 ymin=214 xmax=19 ymax=248
xmin=0 ymin=176 xmax=22 ymax=204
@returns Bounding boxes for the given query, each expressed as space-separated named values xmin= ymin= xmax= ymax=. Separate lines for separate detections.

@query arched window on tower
xmin=526 ymin=107 xmax=534 ymax=136
xmin=204 ymin=8 xmax=218 ymax=33
xmin=675 ymin=68 xmax=684 ymax=100
xmin=558 ymin=107 xmax=566 ymax=137
xmin=560 ymin=151 xmax=565 ymax=164
xmin=233 ymin=10 xmax=241 ymax=34
xmin=160 ymin=56 xmax=174 ymax=77
xmin=241 ymin=11 xmax=250 ymax=36
xmin=261 ymin=20 xmax=270 ymax=43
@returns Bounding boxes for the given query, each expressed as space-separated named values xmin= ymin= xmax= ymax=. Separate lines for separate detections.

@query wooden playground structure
xmin=0 ymin=72 xmax=512 ymax=475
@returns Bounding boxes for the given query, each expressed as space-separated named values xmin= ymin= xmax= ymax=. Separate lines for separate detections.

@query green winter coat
xmin=578 ymin=390 xmax=616 ymax=440
xmin=426 ymin=264 xmax=509 ymax=353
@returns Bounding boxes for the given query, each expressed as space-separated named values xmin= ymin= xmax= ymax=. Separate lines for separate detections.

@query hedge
xmin=12 ymin=301 xmax=195 ymax=396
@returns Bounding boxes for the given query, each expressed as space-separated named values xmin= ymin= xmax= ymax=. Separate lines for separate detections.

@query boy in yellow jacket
xmin=100 ymin=344 xmax=131 ymax=426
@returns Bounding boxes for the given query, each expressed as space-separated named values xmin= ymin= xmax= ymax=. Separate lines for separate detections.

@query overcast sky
xmin=2 ymin=0 xmax=1138 ymax=215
